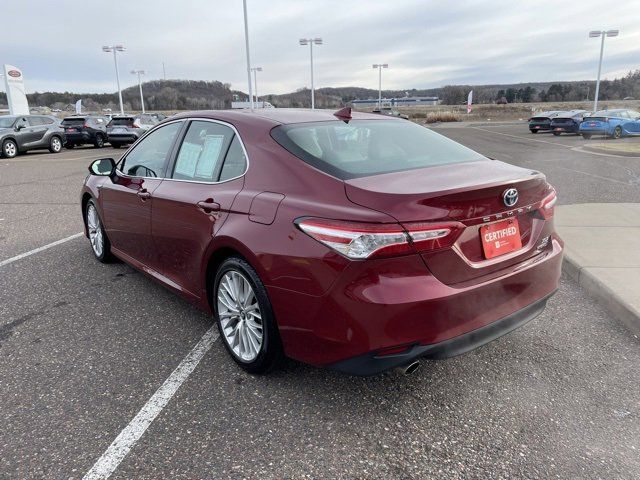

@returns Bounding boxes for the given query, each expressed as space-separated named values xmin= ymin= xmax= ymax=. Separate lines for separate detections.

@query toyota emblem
xmin=502 ymin=188 xmax=518 ymax=207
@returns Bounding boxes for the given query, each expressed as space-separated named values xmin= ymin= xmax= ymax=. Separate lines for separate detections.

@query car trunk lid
xmin=344 ymin=160 xmax=552 ymax=285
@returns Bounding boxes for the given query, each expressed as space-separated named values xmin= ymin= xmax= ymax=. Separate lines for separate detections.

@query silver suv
xmin=106 ymin=114 xmax=159 ymax=148
xmin=0 ymin=115 xmax=65 ymax=158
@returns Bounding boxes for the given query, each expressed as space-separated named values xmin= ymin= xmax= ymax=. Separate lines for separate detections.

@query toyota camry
xmin=81 ymin=108 xmax=563 ymax=376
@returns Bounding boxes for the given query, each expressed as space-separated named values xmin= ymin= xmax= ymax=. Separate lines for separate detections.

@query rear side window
xmin=172 ymin=121 xmax=234 ymax=182
xmin=271 ymin=120 xmax=485 ymax=180
xmin=219 ymin=136 xmax=247 ymax=181
xmin=28 ymin=117 xmax=44 ymax=126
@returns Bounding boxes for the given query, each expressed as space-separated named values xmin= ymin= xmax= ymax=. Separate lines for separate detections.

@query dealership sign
xmin=3 ymin=64 xmax=30 ymax=115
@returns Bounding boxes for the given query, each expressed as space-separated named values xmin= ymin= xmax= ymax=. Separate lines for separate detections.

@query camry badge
xmin=503 ymin=188 xmax=518 ymax=207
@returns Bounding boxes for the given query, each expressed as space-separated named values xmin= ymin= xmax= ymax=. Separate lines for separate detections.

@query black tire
xmin=613 ymin=126 xmax=622 ymax=139
xmin=552 ymin=131 xmax=561 ymax=136
xmin=213 ymin=256 xmax=283 ymax=374
xmin=530 ymin=129 xmax=538 ymax=134
xmin=2 ymin=139 xmax=18 ymax=158
xmin=94 ymin=134 xmax=105 ymax=148
xmin=110 ymin=142 xmax=121 ymax=149
xmin=48 ymin=135 xmax=63 ymax=153
xmin=66 ymin=143 xmax=75 ymax=149
xmin=85 ymin=199 xmax=114 ymax=263
xmin=582 ymin=134 xmax=591 ymax=140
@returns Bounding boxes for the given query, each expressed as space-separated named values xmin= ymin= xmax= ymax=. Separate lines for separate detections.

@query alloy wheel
xmin=86 ymin=204 xmax=104 ymax=257
xmin=51 ymin=137 xmax=61 ymax=152
xmin=4 ymin=141 xmax=17 ymax=158
xmin=217 ymin=270 xmax=263 ymax=362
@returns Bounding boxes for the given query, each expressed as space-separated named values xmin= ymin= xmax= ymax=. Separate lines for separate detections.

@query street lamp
xmin=131 ymin=70 xmax=146 ymax=113
xmin=588 ymin=29 xmax=619 ymax=112
xmin=102 ymin=45 xmax=126 ymax=114
xmin=372 ymin=64 xmax=389 ymax=108
xmin=299 ymin=37 xmax=322 ymax=109
xmin=242 ymin=0 xmax=254 ymax=110
xmin=250 ymin=67 xmax=262 ymax=106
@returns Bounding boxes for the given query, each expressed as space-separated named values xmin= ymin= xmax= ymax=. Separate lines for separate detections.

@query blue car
xmin=579 ymin=109 xmax=640 ymax=139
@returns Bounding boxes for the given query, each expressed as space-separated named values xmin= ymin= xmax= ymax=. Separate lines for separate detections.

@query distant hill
xmin=1 ymin=70 xmax=638 ymax=111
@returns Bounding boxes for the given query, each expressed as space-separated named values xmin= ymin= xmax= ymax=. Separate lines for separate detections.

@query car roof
xmin=170 ymin=108 xmax=389 ymax=129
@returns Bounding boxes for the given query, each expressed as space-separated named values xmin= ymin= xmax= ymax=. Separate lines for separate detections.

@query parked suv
xmin=106 ymin=114 xmax=158 ymax=148
xmin=61 ymin=115 xmax=109 ymax=148
xmin=0 ymin=115 xmax=65 ymax=158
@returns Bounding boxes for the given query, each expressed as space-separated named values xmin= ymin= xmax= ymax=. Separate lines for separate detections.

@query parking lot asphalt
xmin=1 ymin=128 xmax=639 ymax=479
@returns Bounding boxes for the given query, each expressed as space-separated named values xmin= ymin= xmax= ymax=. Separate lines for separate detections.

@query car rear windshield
xmin=109 ymin=117 xmax=134 ymax=126
xmin=271 ymin=120 xmax=485 ymax=180
xmin=61 ymin=118 xmax=85 ymax=126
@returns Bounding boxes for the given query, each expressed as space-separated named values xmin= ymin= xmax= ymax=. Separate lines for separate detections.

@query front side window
xmin=15 ymin=117 xmax=28 ymax=129
xmin=272 ymin=120 xmax=485 ymax=180
xmin=119 ymin=121 xmax=182 ymax=178
xmin=172 ymin=121 xmax=234 ymax=182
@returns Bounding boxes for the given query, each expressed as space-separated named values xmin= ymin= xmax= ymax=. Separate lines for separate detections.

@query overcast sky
xmin=1 ymin=0 xmax=638 ymax=95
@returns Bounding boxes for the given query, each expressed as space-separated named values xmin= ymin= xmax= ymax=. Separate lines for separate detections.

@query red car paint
xmin=81 ymin=109 xmax=562 ymax=374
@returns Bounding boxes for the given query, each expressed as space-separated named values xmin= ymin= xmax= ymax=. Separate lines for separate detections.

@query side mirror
xmin=89 ymin=157 xmax=116 ymax=176
xmin=15 ymin=124 xmax=25 ymax=131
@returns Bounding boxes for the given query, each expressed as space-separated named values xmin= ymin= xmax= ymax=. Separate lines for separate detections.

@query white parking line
xmin=0 ymin=233 xmax=83 ymax=268
xmin=83 ymin=326 xmax=220 ymax=480
xmin=471 ymin=126 xmax=573 ymax=148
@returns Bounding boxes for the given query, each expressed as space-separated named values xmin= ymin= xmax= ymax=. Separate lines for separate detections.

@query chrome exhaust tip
xmin=398 ymin=360 xmax=421 ymax=376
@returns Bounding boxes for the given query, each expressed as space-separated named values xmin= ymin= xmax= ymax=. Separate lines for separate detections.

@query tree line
xmin=1 ymin=71 xmax=638 ymax=111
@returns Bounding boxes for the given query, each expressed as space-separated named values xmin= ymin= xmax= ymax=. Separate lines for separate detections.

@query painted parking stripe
xmin=83 ymin=326 xmax=220 ymax=480
xmin=0 ymin=233 xmax=83 ymax=268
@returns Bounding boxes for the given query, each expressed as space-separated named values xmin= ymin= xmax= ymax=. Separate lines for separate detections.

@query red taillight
xmin=83 ymin=123 xmax=89 ymax=129
xmin=133 ymin=122 xmax=141 ymax=128
xmin=295 ymin=218 xmax=463 ymax=259
xmin=539 ymin=190 xmax=557 ymax=220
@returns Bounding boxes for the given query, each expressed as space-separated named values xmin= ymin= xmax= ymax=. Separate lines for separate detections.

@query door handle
xmin=197 ymin=199 xmax=221 ymax=212
xmin=137 ymin=189 xmax=151 ymax=200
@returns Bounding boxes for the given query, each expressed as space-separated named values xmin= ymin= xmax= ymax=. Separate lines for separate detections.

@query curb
xmin=562 ymin=255 xmax=640 ymax=337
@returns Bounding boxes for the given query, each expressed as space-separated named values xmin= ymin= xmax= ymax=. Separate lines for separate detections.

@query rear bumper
xmin=65 ymin=132 xmax=92 ymax=143
xmin=529 ymin=124 xmax=551 ymax=131
xmin=329 ymin=289 xmax=555 ymax=375
xmin=551 ymin=125 xmax=578 ymax=133
xmin=268 ymin=236 xmax=563 ymax=372
xmin=108 ymin=134 xmax=138 ymax=143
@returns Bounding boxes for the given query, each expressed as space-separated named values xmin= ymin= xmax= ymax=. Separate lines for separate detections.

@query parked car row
xmin=62 ymin=113 xmax=159 ymax=149
xmin=529 ymin=109 xmax=640 ymax=139
xmin=0 ymin=112 xmax=163 ymax=157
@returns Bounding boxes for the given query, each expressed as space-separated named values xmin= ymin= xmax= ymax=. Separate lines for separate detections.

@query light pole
xmin=102 ymin=45 xmax=126 ymax=114
xmin=372 ymin=63 xmax=388 ymax=108
xmin=242 ymin=0 xmax=254 ymax=110
xmin=131 ymin=70 xmax=146 ymax=113
xmin=250 ymin=67 xmax=262 ymax=106
xmin=589 ymin=29 xmax=619 ymax=112
xmin=299 ymin=37 xmax=322 ymax=109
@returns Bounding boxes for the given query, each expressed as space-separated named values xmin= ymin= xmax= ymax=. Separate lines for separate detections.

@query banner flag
xmin=3 ymin=65 xmax=29 ymax=115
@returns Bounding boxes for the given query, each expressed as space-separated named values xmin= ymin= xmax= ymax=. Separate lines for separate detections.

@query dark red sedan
xmin=81 ymin=108 xmax=562 ymax=376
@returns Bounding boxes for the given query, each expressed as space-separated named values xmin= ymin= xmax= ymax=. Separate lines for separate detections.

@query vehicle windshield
xmin=0 ymin=116 xmax=16 ymax=128
xmin=272 ymin=119 xmax=486 ymax=180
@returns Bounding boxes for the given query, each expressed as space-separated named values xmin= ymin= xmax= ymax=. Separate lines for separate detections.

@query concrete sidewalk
xmin=556 ymin=203 xmax=640 ymax=336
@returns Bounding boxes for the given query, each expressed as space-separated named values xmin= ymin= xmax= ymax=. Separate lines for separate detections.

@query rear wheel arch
xmin=203 ymin=241 xmax=268 ymax=312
